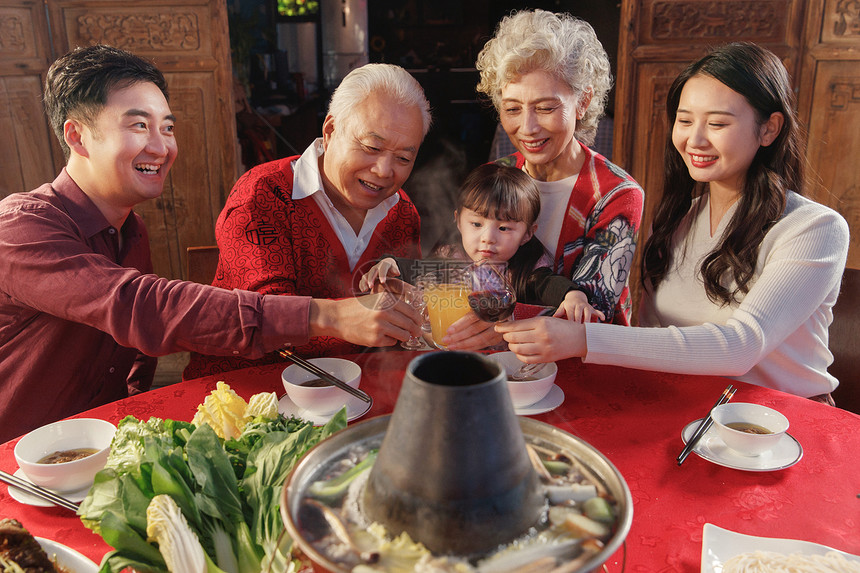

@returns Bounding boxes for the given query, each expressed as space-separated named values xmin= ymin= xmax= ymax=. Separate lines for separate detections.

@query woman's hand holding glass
xmin=495 ymin=316 xmax=588 ymax=363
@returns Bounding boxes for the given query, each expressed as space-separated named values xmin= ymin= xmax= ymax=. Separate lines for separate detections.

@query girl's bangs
xmin=460 ymin=182 xmax=534 ymax=223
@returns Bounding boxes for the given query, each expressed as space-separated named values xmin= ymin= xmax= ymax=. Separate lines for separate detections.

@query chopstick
xmin=676 ymin=385 xmax=737 ymax=466
xmin=278 ymin=348 xmax=372 ymax=404
xmin=0 ymin=469 xmax=80 ymax=511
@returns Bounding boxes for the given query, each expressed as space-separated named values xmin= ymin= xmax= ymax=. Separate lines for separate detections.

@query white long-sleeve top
xmin=584 ymin=191 xmax=850 ymax=397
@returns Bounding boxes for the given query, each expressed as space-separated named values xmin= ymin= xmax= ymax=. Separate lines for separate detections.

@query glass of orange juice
xmin=423 ymin=268 xmax=472 ymax=350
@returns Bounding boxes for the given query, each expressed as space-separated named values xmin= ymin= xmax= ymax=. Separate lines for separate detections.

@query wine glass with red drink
xmin=466 ymin=262 xmax=516 ymax=323
xmin=467 ymin=262 xmax=546 ymax=379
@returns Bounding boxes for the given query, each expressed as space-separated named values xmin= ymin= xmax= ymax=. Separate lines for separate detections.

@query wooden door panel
xmin=806 ymin=60 xmax=860 ymax=268
xmin=619 ymin=0 xmax=802 ymax=175
xmin=629 ymin=62 xmax=682 ymax=202
xmin=1 ymin=0 xmax=236 ymax=279
xmin=0 ymin=1 xmax=51 ymax=74
xmin=0 ymin=76 xmax=61 ymax=198
xmin=800 ymin=0 xmax=860 ymax=269
xmin=0 ymin=0 xmax=64 ymax=199
xmin=626 ymin=62 xmax=687 ymax=310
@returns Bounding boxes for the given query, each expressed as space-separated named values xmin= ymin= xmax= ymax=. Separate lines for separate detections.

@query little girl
xmin=360 ymin=163 xmax=605 ymax=323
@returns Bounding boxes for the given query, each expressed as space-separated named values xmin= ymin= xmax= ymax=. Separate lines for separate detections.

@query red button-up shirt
xmin=0 ymin=170 xmax=311 ymax=441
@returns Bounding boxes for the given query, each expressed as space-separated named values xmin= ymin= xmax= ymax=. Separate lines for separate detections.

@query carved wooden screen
xmin=615 ymin=0 xmax=860 ymax=321
xmin=0 ymin=0 xmax=65 ymax=199
xmin=798 ymin=0 xmax=860 ymax=269
xmin=0 ymin=0 xmax=238 ymax=280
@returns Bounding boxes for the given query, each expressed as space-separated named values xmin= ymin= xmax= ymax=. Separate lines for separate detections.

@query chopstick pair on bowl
xmin=278 ymin=348 xmax=372 ymax=404
xmin=677 ymin=384 xmax=737 ymax=466
xmin=0 ymin=469 xmax=80 ymax=511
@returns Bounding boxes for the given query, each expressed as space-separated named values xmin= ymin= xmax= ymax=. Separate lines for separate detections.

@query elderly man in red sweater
xmin=184 ymin=63 xmax=432 ymax=378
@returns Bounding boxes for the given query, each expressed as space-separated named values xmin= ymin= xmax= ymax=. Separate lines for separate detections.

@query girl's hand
xmin=358 ymin=257 xmax=401 ymax=292
xmin=495 ymin=317 xmax=587 ymax=363
xmin=554 ymin=290 xmax=606 ymax=323
xmin=442 ymin=313 xmax=504 ymax=351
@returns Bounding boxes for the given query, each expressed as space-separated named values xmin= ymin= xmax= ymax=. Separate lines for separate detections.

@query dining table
xmin=1 ymin=348 xmax=859 ymax=572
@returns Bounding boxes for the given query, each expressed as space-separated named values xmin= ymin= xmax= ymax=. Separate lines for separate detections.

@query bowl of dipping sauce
xmin=14 ymin=418 xmax=116 ymax=492
xmin=711 ymin=402 xmax=789 ymax=456
xmin=281 ymin=357 xmax=362 ymax=413
xmin=487 ymin=351 xmax=558 ymax=409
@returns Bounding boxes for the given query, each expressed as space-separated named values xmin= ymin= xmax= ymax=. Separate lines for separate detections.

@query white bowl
xmin=711 ymin=402 xmax=789 ymax=457
xmin=487 ymin=351 xmax=558 ymax=408
xmin=14 ymin=418 xmax=116 ymax=492
xmin=282 ymin=358 xmax=362 ymax=414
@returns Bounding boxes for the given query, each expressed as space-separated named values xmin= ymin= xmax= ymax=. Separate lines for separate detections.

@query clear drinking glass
xmin=423 ymin=267 xmax=472 ymax=350
xmin=401 ymin=279 xmax=429 ymax=350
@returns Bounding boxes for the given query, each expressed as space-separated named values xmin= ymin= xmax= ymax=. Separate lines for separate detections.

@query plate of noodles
xmin=702 ymin=524 xmax=860 ymax=572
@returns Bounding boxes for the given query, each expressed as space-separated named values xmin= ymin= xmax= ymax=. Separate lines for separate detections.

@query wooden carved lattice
xmin=75 ymin=13 xmax=201 ymax=51
xmin=651 ymin=1 xmax=786 ymax=40
xmin=0 ymin=15 xmax=26 ymax=52
xmin=830 ymin=81 xmax=860 ymax=109
xmin=833 ymin=0 xmax=860 ymax=36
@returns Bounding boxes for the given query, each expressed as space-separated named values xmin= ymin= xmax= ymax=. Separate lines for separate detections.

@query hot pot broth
xmin=295 ymin=433 xmax=620 ymax=571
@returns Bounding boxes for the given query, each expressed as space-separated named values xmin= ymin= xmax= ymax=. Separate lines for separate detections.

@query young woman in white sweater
xmin=497 ymin=42 xmax=849 ymax=400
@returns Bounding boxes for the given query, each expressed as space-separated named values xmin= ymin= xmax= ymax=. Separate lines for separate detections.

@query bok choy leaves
xmin=78 ymin=402 xmax=347 ymax=573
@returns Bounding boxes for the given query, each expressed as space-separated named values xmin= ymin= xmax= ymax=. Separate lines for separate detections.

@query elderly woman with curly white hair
xmin=443 ymin=10 xmax=645 ymax=351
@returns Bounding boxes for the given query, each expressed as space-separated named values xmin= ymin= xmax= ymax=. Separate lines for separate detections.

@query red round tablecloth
xmin=2 ymin=350 xmax=858 ymax=571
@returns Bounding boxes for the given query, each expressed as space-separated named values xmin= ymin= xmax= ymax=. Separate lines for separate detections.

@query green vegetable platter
xmin=77 ymin=382 xmax=347 ymax=573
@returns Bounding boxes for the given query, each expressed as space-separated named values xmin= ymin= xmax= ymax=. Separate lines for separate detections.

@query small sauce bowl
xmin=282 ymin=358 xmax=362 ymax=413
xmin=711 ymin=402 xmax=788 ymax=457
xmin=14 ymin=418 xmax=116 ymax=492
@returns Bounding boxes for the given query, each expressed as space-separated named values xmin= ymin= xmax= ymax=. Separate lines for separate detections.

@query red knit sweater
xmin=184 ymin=156 xmax=421 ymax=379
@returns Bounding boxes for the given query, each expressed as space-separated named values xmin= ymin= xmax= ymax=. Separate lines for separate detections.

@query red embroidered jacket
xmin=184 ymin=156 xmax=421 ymax=379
